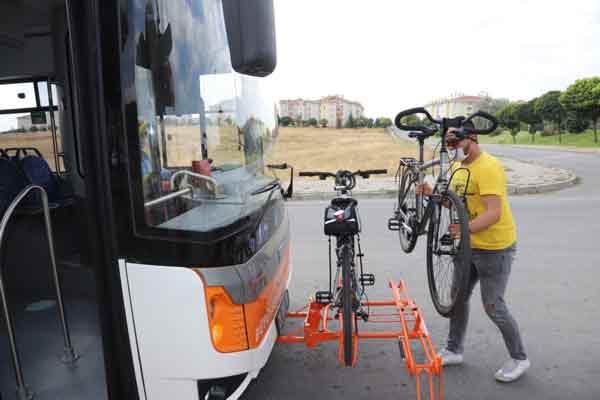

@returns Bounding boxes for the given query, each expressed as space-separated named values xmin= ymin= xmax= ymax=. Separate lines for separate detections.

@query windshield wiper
xmin=251 ymin=179 xmax=282 ymax=196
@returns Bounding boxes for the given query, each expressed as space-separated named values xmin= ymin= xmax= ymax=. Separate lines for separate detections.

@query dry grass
xmin=0 ymin=130 xmax=63 ymax=170
xmin=162 ymin=125 xmax=244 ymax=167
xmin=267 ymin=127 xmax=431 ymax=177
xmin=1 ymin=127 xmax=429 ymax=178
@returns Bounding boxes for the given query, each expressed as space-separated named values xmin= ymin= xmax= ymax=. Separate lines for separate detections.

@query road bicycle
xmin=298 ymin=168 xmax=386 ymax=366
xmin=388 ymin=107 xmax=498 ymax=317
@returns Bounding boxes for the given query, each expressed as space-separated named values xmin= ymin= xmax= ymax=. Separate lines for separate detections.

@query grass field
xmin=478 ymin=129 xmax=600 ymax=148
xmin=0 ymin=130 xmax=63 ymax=170
xmin=1 ymin=127 xmax=427 ymax=177
xmin=267 ymin=127 xmax=429 ymax=177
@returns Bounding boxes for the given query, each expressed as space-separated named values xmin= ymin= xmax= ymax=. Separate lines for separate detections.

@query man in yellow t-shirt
xmin=417 ymin=124 xmax=529 ymax=383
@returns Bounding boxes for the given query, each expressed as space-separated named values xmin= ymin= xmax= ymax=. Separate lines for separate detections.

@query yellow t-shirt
xmin=450 ymin=152 xmax=516 ymax=250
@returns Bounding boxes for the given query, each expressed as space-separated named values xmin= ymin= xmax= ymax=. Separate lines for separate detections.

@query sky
xmin=267 ymin=0 xmax=600 ymax=118
xmin=1 ymin=0 xmax=599 ymax=131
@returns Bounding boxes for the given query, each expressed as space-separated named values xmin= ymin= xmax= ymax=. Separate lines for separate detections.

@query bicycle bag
xmin=323 ymin=199 xmax=360 ymax=236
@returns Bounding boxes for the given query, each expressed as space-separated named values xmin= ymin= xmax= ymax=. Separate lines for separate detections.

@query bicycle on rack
xmin=388 ymin=107 xmax=498 ymax=317
xmin=298 ymin=168 xmax=387 ymax=366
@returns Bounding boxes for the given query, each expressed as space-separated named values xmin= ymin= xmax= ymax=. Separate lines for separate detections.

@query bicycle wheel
xmin=426 ymin=190 xmax=471 ymax=317
xmin=340 ymin=243 xmax=355 ymax=366
xmin=397 ymin=169 xmax=418 ymax=253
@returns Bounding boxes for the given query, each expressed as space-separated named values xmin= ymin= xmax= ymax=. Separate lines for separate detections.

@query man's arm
xmin=468 ymin=194 xmax=502 ymax=233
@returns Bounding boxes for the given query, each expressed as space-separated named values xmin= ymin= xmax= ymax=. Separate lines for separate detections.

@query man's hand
xmin=448 ymin=223 xmax=461 ymax=240
xmin=415 ymin=182 xmax=433 ymax=196
xmin=446 ymin=128 xmax=460 ymax=148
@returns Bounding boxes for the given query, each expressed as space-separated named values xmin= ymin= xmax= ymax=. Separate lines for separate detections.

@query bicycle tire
xmin=397 ymin=169 xmax=418 ymax=253
xmin=341 ymin=243 xmax=355 ymax=366
xmin=426 ymin=190 xmax=472 ymax=317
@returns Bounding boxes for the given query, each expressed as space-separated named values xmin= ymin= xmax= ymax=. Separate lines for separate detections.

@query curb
xmin=290 ymin=133 xmax=580 ymax=201
xmin=291 ymin=170 xmax=579 ymax=201
xmin=494 ymin=154 xmax=579 ymax=195
xmin=506 ymin=173 xmax=578 ymax=195
xmin=291 ymin=189 xmax=398 ymax=201
xmin=497 ymin=144 xmax=600 ymax=155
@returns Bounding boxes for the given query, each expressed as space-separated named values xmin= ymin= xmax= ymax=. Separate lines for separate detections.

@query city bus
xmin=0 ymin=1 xmax=289 ymax=399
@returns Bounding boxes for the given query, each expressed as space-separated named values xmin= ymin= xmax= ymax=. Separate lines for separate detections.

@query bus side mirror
xmin=222 ymin=0 xmax=277 ymax=77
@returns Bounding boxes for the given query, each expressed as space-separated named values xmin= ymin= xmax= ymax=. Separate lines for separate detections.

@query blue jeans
xmin=446 ymin=243 xmax=527 ymax=360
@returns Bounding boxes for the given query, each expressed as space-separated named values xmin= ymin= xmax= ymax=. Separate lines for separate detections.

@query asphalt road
xmin=244 ymin=145 xmax=600 ymax=400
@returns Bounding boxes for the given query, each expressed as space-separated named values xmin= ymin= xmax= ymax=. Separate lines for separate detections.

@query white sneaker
xmin=438 ymin=348 xmax=464 ymax=366
xmin=495 ymin=358 xmax=531 ymax=382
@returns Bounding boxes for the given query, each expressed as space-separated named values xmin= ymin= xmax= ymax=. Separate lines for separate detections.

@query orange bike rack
xmin=277 ymin=280 xmax=443 ymax=400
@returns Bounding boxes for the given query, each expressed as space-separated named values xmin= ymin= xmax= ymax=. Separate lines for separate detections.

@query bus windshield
xmin=126 ymin=0 xmax=278 ymax=238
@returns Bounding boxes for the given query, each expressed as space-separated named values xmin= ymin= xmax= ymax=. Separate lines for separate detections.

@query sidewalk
xmin=292 ymin=156 xmax=577 ymax=200
xmin=507 ymin=144 xmax=600 ymax=155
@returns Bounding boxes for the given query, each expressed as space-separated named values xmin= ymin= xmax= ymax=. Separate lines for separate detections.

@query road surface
xmin=244 ymin=145 xmax=600 ymax=400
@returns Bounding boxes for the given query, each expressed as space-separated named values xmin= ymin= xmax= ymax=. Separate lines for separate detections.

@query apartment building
xmin=280 ymin=95 xmax=364 ymax=127
xmin=425 ymin=94 xmax=483 ymax=119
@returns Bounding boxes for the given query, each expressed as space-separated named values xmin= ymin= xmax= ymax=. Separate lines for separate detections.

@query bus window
xmin=0 ymin=79 xmax=64 ymax=173
xmin=126 ymin=0 xmax=279 ymax=239
xmin=0 ymin=82 xmax=38 ymax=109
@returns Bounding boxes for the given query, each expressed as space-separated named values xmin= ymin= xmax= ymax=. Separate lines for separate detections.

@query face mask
xmin=454 ymin=147 xmax=468 ymax=161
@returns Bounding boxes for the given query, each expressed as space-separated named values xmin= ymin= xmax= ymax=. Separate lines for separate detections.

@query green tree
xmin=496 ymin=103 xmax=521 ymax=143
xmin=319 ymin=118 xmax=328 ymax=128
xmin=534 ymin=91 xmax=566 ymax=143
xmin=564 ymin=111 xmax=587 ymax=133
xmin=479 ymin=95 xmax=511 ymax=115
xmin=279 ymin=116 xmax=293 ymax=127
xmin=367 ymin=118 xmax=374 ymax=128
xmin=375 ymin=117 xmax=392 ymax=128
xmin=398 ymin=114 xmax=420 ymax=128
xmin=308 ymin=118 xmax=318 ymax=127
xmin=560 ymin=77 xmax=600 ymax=143
xmin=516 ymin=99 xmax=541 ymax=135
xmin=344 ymin=113 xmax=355 ymax=128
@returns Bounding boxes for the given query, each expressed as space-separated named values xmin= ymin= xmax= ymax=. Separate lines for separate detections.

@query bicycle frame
xmin=396 ymin=128 xmax=473 ymax=238
xmin=331 ymin=234 xmax=358 ymax=302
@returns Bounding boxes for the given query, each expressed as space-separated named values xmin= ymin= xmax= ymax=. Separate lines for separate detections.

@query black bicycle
xmin=388 ymin=107 xmax=498 ymax=317
xmin=299 ymin=168 xmax=387 ymax=366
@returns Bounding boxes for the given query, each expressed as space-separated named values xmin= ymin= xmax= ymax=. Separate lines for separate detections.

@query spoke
xmin=431 ymin=195 xmax=463 ymax=307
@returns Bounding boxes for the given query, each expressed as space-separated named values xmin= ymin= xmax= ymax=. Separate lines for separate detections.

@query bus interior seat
xmin=0 ymin=151 xmax=30 ymax=217
xmin=1 ymin=147 xmax=74 ymax=212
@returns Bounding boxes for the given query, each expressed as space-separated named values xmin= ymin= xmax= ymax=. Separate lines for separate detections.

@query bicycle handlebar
xmin=394 ymin=107 xmax=437 ymax=134
xmin=267 ymin=163 xmax=289 ymax=170
xmin=360 ymin=169 xmax=387 ymax=176
xmin=299 ymin=169 xmax=387 ymax=179
xmin=463 ymin=111 xmax=498 ymax=135
xmin=394 ymin=107 xmax=499 ymax=136
xmin=299 ymin=171 xmax=336 ymax=178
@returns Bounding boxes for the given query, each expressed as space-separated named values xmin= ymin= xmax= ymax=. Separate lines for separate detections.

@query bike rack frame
xmin=0 ymin=185 xmax=79 ymax=400
xmin=278 ymin=280 xmax=443 ymax=400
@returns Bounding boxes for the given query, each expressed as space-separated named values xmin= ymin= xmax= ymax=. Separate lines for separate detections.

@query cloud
xmin=267 ymin=0 xmax=600 ymax=118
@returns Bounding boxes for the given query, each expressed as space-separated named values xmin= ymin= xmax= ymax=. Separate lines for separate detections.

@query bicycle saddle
xmin=408 ymin=131 xmax=435 ymax=139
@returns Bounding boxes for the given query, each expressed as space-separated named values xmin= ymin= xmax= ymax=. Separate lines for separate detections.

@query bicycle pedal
xmin=398 ymin=340 xmax=406 ymax=360
xmin=360 ymin=273 xmax=375 ymax=286
xmin=388 ymin=218 xmax=400 ymax=231
xmin=357 ymin=253 xmax=365 ymax=258
xmin=356 ymin=309 xmax=369 ymax=322
xmin=315 ymin=291 xmax=333 ymax=304
xmin=440 ymin=233 xmax=454 ymax=246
